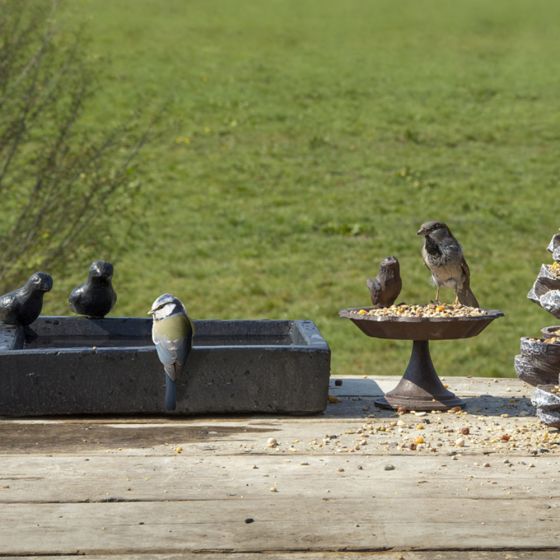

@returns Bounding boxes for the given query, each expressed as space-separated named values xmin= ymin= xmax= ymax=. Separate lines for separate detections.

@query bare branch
xmin=0 ymin=0 xmax=162 ymax=291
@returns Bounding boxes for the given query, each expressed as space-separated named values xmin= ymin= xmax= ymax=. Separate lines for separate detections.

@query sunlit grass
xmin=37 ymin=0 xmax=560 ymax=376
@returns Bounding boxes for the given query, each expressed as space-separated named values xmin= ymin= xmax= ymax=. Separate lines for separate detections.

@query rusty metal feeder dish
xmin=339 ymin=307 xmax=504 ymax=411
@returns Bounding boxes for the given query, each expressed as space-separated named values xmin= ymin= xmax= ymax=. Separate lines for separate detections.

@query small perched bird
xmin=149 ymin=294 xmax=194 ymax=411
xmin=69 ymin=260 xmax=117 ymax=319
xmin=417 ymin=220 xmax=479 ymax=307
xmin=0 ymin=272 xmax=53 ymax=325
xmin=366 ymin=256 xmax=402 ymax=307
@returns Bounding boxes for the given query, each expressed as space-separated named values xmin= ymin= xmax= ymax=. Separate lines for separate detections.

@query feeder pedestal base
xmin=375 ymin=340 xmax=465 ymax=411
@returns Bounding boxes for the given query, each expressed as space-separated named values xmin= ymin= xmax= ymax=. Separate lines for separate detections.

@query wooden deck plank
xmin=4 ymin=553 xmax=559 ymax=560
xmin=0 ymin=400 xmax=546 ymax=458
xmin=0 ymin=377 xmax=557 ymax=556
xmin=0 ymin=454 xmax=558 ymax=504
xmin=0 ymin=496 xmax=558 ymax=555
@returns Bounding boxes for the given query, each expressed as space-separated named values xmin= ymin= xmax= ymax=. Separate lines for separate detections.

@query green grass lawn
xmin=43 ymin=0 xmax=560 ymax=376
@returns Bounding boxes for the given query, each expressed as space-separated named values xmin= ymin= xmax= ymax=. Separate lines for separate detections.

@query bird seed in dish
xmin=352 ymin=303 xmax=490 ymax=319
xmin=548 ymin=262 xmax=560 ymax=278
xmin=544 ymin=336 xmax=560 ymax=345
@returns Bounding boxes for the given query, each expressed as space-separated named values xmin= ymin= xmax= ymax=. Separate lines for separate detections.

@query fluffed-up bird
xmin=417 ymin=220 xmax=479 ymax=307
xmin=0 ymin=272 xmax=53 ymax=325
xmin=149 ymin=294 xmax=194 ymax=411
xmin=366 ymin=256 xmax=402 ymax=307
xmin=69 ymin=260 xmax=117 ymax=318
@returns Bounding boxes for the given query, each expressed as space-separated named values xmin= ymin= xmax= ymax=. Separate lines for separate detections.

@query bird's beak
xmin=91 ymin=265 xmax=103 ymax=277
xmin=416 ymin=228 xmax=425 ymax=236
xmin=147 ymin=309 xmax=154 ymax=315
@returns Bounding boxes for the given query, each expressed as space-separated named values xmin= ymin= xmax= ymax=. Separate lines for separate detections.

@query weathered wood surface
xmin=0 ymin=376 xmax=558 ymax=558
xmin=4 ymin=554 xmax=559 ymax=560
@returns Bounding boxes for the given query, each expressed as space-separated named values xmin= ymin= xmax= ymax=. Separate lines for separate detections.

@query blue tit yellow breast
xmin=154 ymin=313 xmax=193 ymax=341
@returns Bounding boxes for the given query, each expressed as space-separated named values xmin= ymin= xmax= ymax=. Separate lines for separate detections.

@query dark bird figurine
xmin=150 ymin=294 xmax=194 ymax=411
xmin=417 ymin=220 xmax=479 ymax=307
xmin=366 ymin=256 xmax=402 ymax=307
xmin=0 ymin=272 xmax=53 ymax=326
xmin=69 ymin=260 xmax=117 ymax=318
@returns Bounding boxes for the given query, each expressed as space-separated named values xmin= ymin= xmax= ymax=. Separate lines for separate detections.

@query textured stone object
xmin=528 ymin=264 xmax=560 ymax=318
xmin=0 ymin=317 xmax=330 ymax=417
xmin=531 ymin=385 xmax=560 ymax=428
xmin=514 ymin=337 xmax=560 ymax=386
xmin=547 ymin=232 xmax=560 ymax=262
xmin=519 ymin=230 xmax=560 ymax=426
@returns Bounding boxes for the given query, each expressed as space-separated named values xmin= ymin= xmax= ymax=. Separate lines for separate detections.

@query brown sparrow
xmin=366 ymin=256 xmax=402 ymax=307
xmin=417 ymin=221 xmax=479 ymax=307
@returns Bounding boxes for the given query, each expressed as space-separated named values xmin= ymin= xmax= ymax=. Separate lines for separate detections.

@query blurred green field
xmin=46 ymin=0 xmax=560 ymax=376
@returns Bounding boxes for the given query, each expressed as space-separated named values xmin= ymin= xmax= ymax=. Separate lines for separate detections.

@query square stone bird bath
xmin=0 ymin=317 xmax=330 ymax=417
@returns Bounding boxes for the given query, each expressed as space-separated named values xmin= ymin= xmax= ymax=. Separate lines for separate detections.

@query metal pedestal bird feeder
xmin=339 ymin=307 xmax=504 ymax=411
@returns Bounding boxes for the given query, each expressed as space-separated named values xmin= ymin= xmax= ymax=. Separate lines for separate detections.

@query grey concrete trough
xmin=0 ymin=317 xmax=330 ymax=417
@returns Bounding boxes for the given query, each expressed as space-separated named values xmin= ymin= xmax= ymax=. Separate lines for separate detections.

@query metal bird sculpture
xmin=417 ymin=220 xmax=479 ymax=307
xmin=366 ymin=256 xmax=402 ymax=307
xmin=149 ymin=294 xmax=194 ymax=411
xmin=0 ymin=272 xmax=53 ymax=325
xmin=69 ymin=260 xmax=117 ymax=318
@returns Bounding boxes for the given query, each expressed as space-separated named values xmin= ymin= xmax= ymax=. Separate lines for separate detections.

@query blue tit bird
xmin=149 ymin=294 xmax=194 ymax=411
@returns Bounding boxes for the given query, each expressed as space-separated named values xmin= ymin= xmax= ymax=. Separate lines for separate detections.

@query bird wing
xmin=152 ymin=315 xmax=194 ymax=379
xmin=460 ymin=256 xmax=471 ymax=288
xmin=152 ymin=333 xmax=177 ymax=366
xmin=366 ymin=277 xmax=382 ymax=305
xmin=68 ymin=285 xmax=84 ymax=310
xmin=0 ymin=292 xmax=19 ymax=322
xmin=420 ymin=245 xmax=434 ymax=271
xmin=153 ymin=335 xmax=184 ymax=380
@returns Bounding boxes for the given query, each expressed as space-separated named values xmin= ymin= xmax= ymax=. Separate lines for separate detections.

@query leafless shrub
xmin=0 ymin=0 xmax=158 ymax=291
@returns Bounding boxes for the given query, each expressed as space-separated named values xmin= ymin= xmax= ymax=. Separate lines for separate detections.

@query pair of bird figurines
xmin=367 ymin=221 xmax=479 ymax=308
xmin=0 ymin=261 xmax=117 ymax=328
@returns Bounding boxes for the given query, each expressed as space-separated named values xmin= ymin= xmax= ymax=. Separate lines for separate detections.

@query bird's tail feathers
xmin=457 ymin=287 xmax=479 ymax=308
xmin=165 ymin=375 xmax=177 ymax=411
